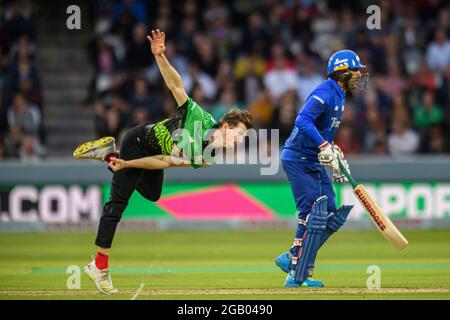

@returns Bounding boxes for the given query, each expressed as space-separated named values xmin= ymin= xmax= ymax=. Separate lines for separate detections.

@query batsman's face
xmin=348 ymin=70 xmax=361 ymax=90
xmin=348 ymin=69 xmax=369 ymax=91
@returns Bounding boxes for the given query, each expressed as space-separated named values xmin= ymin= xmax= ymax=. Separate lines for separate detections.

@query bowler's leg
xmin=135 ymin=169 xmax=164 ymax=202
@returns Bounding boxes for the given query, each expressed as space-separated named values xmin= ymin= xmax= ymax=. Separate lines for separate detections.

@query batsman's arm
xmin=295 ymin=93 xmax=328 ymax=147
xmin=108 ymin=155 xmax=190 ymax=172
xmin=147 ymin=29 xmax=188 ymax=106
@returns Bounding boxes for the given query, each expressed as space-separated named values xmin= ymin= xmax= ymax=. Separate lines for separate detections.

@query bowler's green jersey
xmin=145 ymin=98 xmax=217 ymax=168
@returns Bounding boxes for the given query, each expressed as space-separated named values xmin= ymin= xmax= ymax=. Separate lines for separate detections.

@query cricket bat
xmin=338 ymin=159 xmax=408 ymax=251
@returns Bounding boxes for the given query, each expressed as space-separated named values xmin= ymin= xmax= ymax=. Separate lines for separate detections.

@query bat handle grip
xmin=337 ymin=158 xmax=358 ymax=188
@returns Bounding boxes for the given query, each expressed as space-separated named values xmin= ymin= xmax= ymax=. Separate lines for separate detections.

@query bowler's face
xmin=221 ymin=122 xmax=248 ymax=148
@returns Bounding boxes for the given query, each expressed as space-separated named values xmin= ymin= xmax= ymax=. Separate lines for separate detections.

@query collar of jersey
xmin=329 ymin=78 xmax=345 ymax=100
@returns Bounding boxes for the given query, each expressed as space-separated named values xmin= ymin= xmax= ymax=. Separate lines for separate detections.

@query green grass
xmin=0 ymin=230 xmax=450 ymax=299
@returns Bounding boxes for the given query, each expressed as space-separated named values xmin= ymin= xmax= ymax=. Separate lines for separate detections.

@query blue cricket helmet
xmin=327 ymin=50 xmax=366 ymax=75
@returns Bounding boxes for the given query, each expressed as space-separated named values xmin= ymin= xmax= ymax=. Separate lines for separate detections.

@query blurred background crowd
xmin=0 ymin=0 xmax=46 ymax=161
xmin=1 ymin=0 xmax=450 ymax=161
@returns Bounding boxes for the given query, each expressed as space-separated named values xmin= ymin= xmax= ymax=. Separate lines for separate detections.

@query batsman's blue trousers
xmin=281 ymin=159 xmax=337 ymax=221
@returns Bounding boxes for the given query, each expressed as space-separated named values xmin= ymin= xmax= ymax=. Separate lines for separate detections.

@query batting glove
xmin=318 ymin=141 xmax=339 ymax=172
xmin=331 ymin=144 xmax=350 ymax=183
xmin=332 ymin=169 xmax=348 ymax=183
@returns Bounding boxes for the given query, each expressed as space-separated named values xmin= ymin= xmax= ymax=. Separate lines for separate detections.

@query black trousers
xmin=95 ymin=123 xmax=164 ymax=248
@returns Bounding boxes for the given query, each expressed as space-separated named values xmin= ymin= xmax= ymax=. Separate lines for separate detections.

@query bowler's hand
xmin=147 ymin=29 xmax=166 ymax=56
xmin=108 ymin=157 xmax=127 ymax=172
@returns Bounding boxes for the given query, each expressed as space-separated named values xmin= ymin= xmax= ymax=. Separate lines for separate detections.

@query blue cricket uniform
xmin=276 ymin=49 xmax=365 ymax=286
xmin=281 ymin=78 xmax=346 ymax=217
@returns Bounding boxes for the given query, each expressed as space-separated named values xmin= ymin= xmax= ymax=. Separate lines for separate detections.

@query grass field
xmin=1 ymin=230 xmax=450 ymax=300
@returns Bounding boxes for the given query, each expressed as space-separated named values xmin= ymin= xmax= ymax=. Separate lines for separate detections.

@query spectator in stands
xmin=211 ymin=86 xmax=239 ymax=120
xmin=4 ymin=0 xmax=446 ymax=161
xmin=7 ymin=92 xmax=40 ymax=136
xmin=207 ymin=4 xmax=233 ymax=58
xmin=215 ymin=59 xmax=234 ymax=96
xmin=436 ymin=64 xmax=450 ymax=114
xmin=376 ymin=63 xmax=406 ymax=100
xmin=19 ymin=134 xmax=45 ymax=162
xmin=411 ymin=62 xmax=437 ymax=92
xmin=363 ymin=98 xmax=388 ymax=154
xmin=95 ymin=37 xmax=119 ymax=74
xmin=271 ymin=90 xmax=297 ymax=141
xmin=193 ymin=34 xmax=219 ymax=77
xmin=413 ymin=90 xmax=444 ymax=130
xmin=129 ymin=78 xmax=154 ymax=110
xmin=129 ymin=107 xmax=149 ymax=128
xmin=3 ymin=0 xmax=35 ymax=45
xmin=426 ymin=28 xmax=450 ymax=74
xmin=111 ymin=0 xmax=147 ymax=41
xmin=153 ymin=1 xmax=173 ymax=35
xmin=184 ymin=63 xmax=216 ymax=101
xmin=241 ymin=11 xmax=270 ymax=54
xmin=234 ymin=48 xmax=266 ymax=105
xmin=334 ymin=122 xmax=361 ymax=155
xmin=3 ymin=125 xmax=22 ymax=158
xmin=387 ymin=119 xmax=420 ymax=156
xmin=248 ymin=90 xmax=273 ymax=129
xmin=175 ymin=17 xmax=197 ymax=56
xmin=373 ymin=139 xmax=388 ymax=155
xmin=425 ymin=125 xmax=448 ymax=153
xmin=95 ymin=107 xmax=124 ymax=140
xmin=94 ymin=100 xmax=107 ymax=138
xmin=0 ymin=140 xmax=5 ymax=159
xmin=0 ymin=136 xmax=7 ymax=160
xmin=14 ymin=58 xmax=42 ymax=106
xmin=296 ymin=53 xmax=323 ymax=104
xmin=8 ymin=34 xmax=36 ymax=65
xmin=263 ymin=44 xmax=298 ymax=101
xmin=125 ymin=23 xmax=153 ymax=70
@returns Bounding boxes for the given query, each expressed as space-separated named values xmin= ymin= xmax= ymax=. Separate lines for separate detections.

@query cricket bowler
xmin=72 ymin=29 xmax=254 ymax=294
xmin=274 ymin=50 xmax=369 ymax=287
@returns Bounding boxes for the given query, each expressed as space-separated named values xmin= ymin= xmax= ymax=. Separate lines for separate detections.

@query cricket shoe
xmin=84 ymin=259 xmax=118 ymax=295
xmin=73 ymin=136 xmax=118 ymax=162
xmin=274 ymin=252 xmax=291 ymax=273
xmin=284 ymin=273 xmax=324 ymax=288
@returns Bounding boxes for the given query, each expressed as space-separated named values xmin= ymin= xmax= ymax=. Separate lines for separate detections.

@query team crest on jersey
xmin=330 ymin=117 xmax=341 ymax=130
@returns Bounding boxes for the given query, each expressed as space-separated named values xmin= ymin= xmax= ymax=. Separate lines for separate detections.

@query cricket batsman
xmin=274 ymin=50 xmax=368 ymax=287
xmin=72 ymin=29 xmax=254 ymax=294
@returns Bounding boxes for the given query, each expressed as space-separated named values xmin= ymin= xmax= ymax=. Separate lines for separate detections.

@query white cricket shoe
xmin=73 ymin=136 xmax=117 ymax=162
xmin=84 ymin=259 xmax=118 ymax=295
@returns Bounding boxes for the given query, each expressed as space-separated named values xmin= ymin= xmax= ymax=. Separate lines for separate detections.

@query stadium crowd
xmin=89 ymin=0 xmax=450 ymax=156
xmin=1 ymin=0 xmax=450 ymax=160
xmin=0 ymin=0 xmax=45 ymax=161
